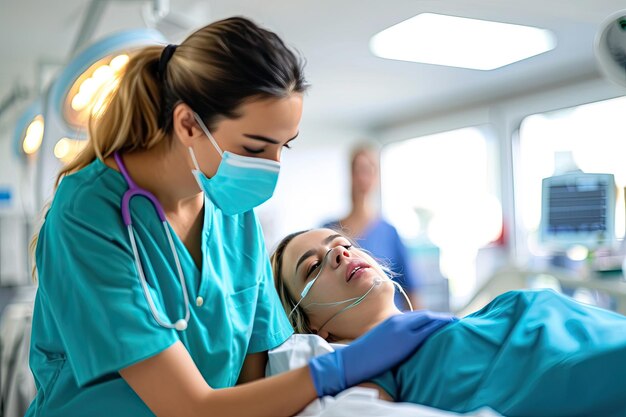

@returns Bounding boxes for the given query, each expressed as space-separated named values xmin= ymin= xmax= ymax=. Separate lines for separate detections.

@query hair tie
xmin=158 ymin=44 xmax=178 ymax=81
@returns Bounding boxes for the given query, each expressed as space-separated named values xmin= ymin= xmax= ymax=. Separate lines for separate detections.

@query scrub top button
xmin=196 ymin=296 xmax=204 ymax=307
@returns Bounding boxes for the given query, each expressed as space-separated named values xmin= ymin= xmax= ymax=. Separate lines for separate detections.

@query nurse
xmin=25 ymin=17 xmax=453 ymax=417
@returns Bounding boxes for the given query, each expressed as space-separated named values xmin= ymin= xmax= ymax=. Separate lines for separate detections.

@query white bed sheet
xmin=266 ymin=334 xmax=501 ymax=417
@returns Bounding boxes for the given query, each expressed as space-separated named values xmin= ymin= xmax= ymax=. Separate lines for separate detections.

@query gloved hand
xmin=308 ymin=310 xmax=457 ymax=397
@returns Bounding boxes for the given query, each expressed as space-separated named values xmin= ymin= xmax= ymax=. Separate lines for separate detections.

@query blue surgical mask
xmin=189 ymin=113 xmax=280 ymax=215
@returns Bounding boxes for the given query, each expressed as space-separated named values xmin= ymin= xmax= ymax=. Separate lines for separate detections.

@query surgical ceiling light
xmin=50 ymin=29 xmax=166 ymax=131
xmin=54 ymin=137 xmax=88 ymax=164
xmin=370 ymin=13 xmax=557 ymax=70
xmin=595 ymin=9 xmax=626 ymax=88
xmin=69 ymin=54 xmax=128 ymax=116
xmin=13 ymin=100 xmax=44 ymax=157
xmin=23 ymin=116 xmax=45 ymax=155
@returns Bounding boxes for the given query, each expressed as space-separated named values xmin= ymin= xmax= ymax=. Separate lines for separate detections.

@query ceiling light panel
xmin=370 ymin=13 xmax=557 ymax=70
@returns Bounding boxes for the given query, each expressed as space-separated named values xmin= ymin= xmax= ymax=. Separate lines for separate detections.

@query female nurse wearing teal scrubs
xmin=25 ymin=17 xmax=454 ymax=417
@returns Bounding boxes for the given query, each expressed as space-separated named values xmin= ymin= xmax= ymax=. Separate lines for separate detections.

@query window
xmin=381 ymin=126 xmax=500 ymax=307
xmin=516 ymin=96 xmax=626 ymax=258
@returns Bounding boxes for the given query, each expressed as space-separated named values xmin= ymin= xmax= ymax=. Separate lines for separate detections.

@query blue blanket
xmin=372 ymin=289 xmax=626 ymax=416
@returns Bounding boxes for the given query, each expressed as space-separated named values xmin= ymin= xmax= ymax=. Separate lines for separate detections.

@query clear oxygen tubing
xmin=312 ymin=279 xmax=413 ymax=333
xmin=288 ymin=246 xmax=414 ymax=330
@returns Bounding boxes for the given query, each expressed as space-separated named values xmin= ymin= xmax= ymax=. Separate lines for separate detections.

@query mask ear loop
xmin=188 ymin=147 xmax=202 ymax=171
xmin=192 ymin=112 xmax=223 ymax=156
xmin=187 ymin=112 xmax=223 ymax=189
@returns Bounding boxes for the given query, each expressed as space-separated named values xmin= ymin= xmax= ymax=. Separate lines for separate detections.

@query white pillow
xmin=266 ymin=334 xmax=344 ymax=376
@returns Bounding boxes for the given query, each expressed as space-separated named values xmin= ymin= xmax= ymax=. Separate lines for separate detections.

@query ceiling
xmin=1 ymin=0 xmax=625 ymax=131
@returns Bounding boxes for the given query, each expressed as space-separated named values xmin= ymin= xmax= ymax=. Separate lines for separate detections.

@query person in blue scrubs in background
xmin=25 ymin=17 xmax=454 ymax=417
xmin=324 ymin=144 xmax=422 ymax=310
xmin=274 ymin=228 xmax=626 ymax=417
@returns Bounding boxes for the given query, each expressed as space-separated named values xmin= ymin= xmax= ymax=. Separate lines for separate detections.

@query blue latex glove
xmin=308 ymin=310 xmax=457 ymax=397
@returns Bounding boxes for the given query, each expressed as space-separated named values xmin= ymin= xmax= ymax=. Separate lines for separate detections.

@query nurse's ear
xmin=171 ymin=103 xmax=204 ymax=147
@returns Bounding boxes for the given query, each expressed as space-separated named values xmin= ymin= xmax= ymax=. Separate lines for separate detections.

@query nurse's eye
xmin=243 ymin=146 xmax=265 ymax=154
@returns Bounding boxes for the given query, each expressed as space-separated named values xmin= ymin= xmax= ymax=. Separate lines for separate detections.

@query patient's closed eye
xmin=307 ymin=262 xmax=320 ymax=277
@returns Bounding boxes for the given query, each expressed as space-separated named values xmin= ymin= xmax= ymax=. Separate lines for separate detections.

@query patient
xmin=271 ymin=228 xmax=626 ymax=417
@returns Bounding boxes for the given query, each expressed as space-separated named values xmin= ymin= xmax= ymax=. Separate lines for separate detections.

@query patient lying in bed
xmin=271 ymin=228 xmax=626 ymax=417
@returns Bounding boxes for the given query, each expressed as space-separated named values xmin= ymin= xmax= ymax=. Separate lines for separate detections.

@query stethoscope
xmin=114 ymin=152 xmax=190 ymax=331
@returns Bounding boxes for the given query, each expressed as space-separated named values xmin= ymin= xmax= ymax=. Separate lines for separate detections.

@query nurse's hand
xmin=308 ymin=310 xmax=457 ymax=397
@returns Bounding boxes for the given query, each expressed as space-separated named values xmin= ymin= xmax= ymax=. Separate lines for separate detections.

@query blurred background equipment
xmin=540 ymin=172 xmax=616 ymax=251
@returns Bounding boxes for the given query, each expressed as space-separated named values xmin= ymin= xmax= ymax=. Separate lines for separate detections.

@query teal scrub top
xmin=25 ymin=158 xmax=293 ymax=417
xmin=372 ymin=289 xmax=626 ymax=417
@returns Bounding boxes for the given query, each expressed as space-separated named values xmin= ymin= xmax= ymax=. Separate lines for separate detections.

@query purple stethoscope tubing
xmin=114 ymin=152 xmax=190 ymax=331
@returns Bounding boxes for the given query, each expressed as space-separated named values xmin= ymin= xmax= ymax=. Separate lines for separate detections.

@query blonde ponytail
xmin=60 ymin=45 xmax=165 ymax=184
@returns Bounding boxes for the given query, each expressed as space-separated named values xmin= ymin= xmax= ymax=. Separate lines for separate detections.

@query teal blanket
xmin=372 ymin=289 xmax=626 ymax=416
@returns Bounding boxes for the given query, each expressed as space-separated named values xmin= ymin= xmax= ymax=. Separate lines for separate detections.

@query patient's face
xmin=282 ymin=229 xmax=396 ymax=340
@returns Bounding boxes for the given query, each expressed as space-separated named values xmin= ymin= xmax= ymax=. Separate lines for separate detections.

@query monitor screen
xmin=540 ymin=172 xmax=616 ymax=249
